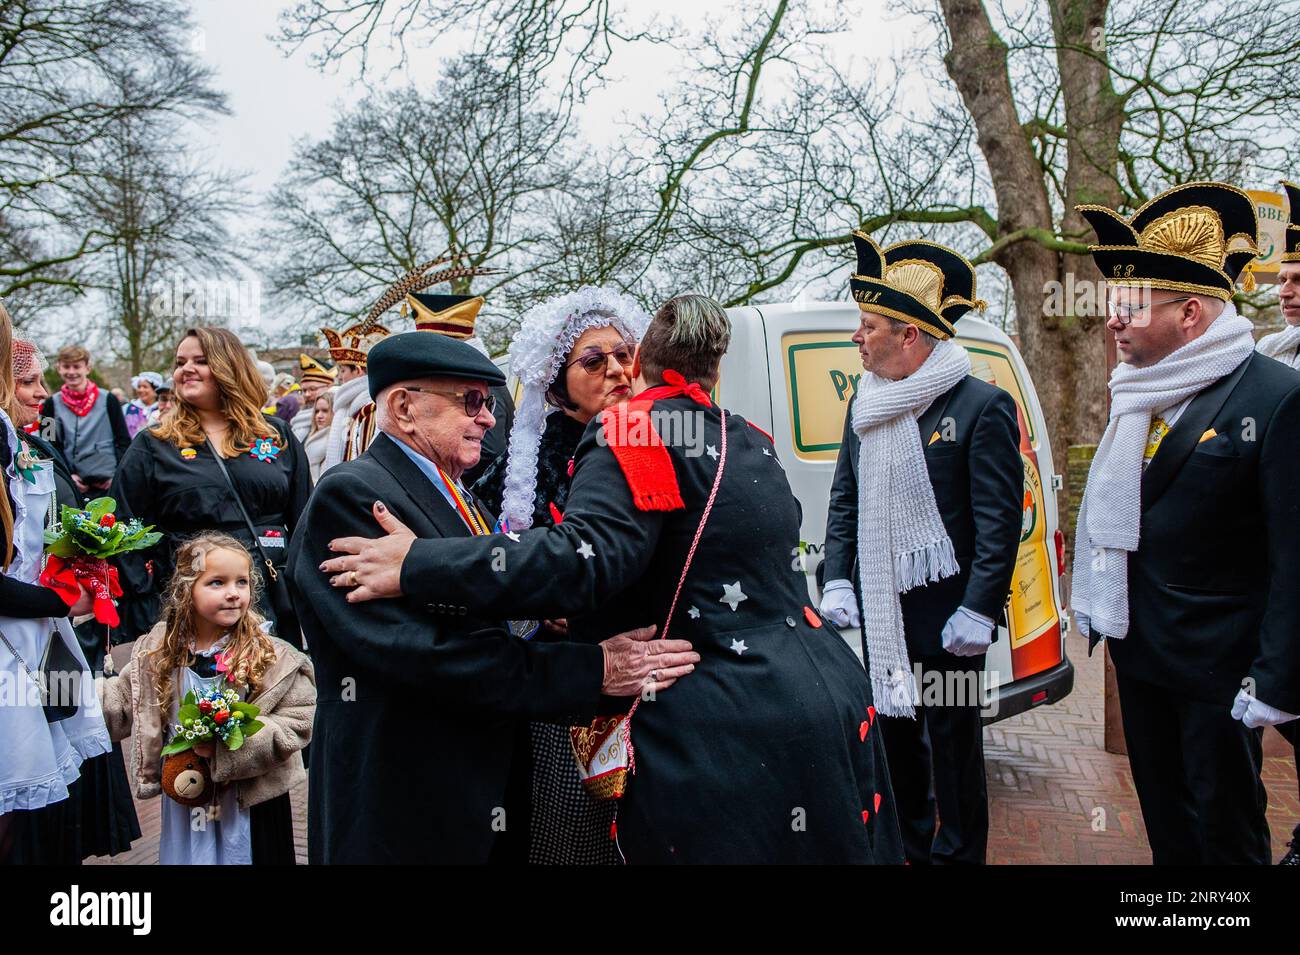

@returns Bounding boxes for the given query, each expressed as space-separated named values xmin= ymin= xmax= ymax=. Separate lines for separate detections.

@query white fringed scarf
xmin=853 ymin=339 xmax=971 ymax=717
xmin=1071 ymin=304 xmax=1256 ymax=640
xmin=1255 ymin=322 xmax=1300 ymax=367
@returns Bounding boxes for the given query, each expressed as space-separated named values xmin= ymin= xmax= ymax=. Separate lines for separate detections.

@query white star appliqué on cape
xmin=706 ymin=444 xmax=719 ymax=461
xmin=730 ymin=639 xmax=748 ymax=656
xmin=687 ymin=606 xmax=700 ymax=619
xmin=576 ymin=540 xmax=595 ymax=560
xmin=720 ymin=581 xmax=748 ymax=611
xmin=762 ymin=447 xmax=772 ymax=456
xmin=504 ymin=531 xmax=521 ymax=542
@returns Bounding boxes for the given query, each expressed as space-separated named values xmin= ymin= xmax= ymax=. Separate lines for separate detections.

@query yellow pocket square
xmin=928 ymin=431 xmax=941 ymax=446
xmin=1198 ymin=428 xmax=1217 ymax=444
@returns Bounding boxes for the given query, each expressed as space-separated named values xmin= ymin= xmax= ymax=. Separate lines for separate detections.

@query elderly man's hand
xmin=322 ymin=501 xmax=414 ymax=602
xmin=599 ymin=625 xmax=700 ymax=696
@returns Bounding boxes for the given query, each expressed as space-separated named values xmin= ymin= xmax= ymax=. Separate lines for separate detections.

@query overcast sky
xmin=190 ymin=0 xmax=919 ymax=194
xmin=29 ymin=1 xmax=950 ymax=355
xmin=166 ymin=0 xmax=924 ymax=348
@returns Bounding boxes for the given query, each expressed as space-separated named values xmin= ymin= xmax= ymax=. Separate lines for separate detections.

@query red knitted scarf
xmin=60 ymin=381 xmax=99 ymax=417
xmin=599 ymin=370 xmax=710 ymax=513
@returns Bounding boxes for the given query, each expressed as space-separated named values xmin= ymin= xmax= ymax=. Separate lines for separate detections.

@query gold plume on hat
xmin=360 ymin=255 xmax=504 ymax=331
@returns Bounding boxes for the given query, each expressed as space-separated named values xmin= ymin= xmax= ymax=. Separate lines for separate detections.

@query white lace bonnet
xmin=498 ymin=285 xmax=649 ymax=530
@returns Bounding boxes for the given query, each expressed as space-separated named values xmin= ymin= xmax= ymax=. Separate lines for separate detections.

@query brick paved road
xmin=987 ymin=632 xmax=1297 ymax=863
xmin=88 ymin=631 xmax=1297 ymax=865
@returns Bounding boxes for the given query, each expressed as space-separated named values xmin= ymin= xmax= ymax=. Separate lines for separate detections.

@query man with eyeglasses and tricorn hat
xmin=1073 ymin=181 xmax=1300 ymax=864
xmin=819 ymin=233 xmax=1024 ymax=865
xmin=286 ymin=328 xmax=698 ymax=863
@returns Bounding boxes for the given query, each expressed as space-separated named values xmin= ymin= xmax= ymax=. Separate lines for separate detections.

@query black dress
xmin=111 ymin=417 xmax=312 ymax=646
xmin=475 ymin=412 xmax=619 ymax=865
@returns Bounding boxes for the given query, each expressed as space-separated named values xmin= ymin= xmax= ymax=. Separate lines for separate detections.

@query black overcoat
xmin=286 ymin=432 xmax=606 ymax=864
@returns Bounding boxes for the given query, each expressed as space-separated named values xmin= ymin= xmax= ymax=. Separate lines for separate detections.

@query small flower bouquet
xmin=41 ymin=496 xmax=161 ymax=626
xmin=161 ymin=685 xmax=265 ymax=757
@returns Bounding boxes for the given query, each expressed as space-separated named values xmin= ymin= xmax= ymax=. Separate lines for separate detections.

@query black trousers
xmin=877 ymin=653 xmax=988 ymax=865
xmin=1115 ymin=669 xmax=1270 ymax=864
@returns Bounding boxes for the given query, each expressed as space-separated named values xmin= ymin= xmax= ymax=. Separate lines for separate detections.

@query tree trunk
xmin=940 ymin=0 xmax=1113 ymax=526
xmin=1048 ymin=0 xmax=1125 ymax=448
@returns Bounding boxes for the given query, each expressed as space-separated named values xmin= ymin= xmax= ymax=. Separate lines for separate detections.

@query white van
xmin=715 ymin=302 xmax=1074 ymax=723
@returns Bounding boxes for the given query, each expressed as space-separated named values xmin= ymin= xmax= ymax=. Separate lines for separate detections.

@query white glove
xmin=819 ymin=579 xmax=860 ymax=629
xmin=941 ymin=606 xmax=995 ymax=658
xmin=1231 ymin=689 xmax=1300 ymax=729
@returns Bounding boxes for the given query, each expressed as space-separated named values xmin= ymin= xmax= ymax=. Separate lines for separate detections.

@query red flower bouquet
xmin=41 ymin=497 xmax=161 ymax=626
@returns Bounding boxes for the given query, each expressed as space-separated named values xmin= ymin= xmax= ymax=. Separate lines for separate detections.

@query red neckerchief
xmin=635 ymin=369 xmax=712 ymax=407
xmin=60 ymin=381 xmax=99 ymax=417
xmin=598 ymin=369 xmax=709 ymax=513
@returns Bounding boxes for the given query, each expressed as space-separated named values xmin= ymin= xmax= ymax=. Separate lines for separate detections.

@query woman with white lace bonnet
xmin=472 ymin=285 xmax=648 ymax=865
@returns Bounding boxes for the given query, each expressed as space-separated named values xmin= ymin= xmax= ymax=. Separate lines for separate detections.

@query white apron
xmin=0 ymin=412 xmax=111 ymax=813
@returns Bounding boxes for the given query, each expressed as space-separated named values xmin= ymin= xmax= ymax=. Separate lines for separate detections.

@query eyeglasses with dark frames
xmin=402 ymin=386 xmax=497 ymax=418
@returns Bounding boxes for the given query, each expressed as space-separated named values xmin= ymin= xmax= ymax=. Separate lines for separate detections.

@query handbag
xmin=570 ymin=409 xmax=729 ymax=800
xmin=1 ymin=626 xmax=82 ymax=722
xmin=205 ymin=439 xmax=301 ymax=646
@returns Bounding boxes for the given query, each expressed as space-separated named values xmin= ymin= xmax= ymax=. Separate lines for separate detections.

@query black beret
xmin=367 ymin=331 xmax=506 ymax=399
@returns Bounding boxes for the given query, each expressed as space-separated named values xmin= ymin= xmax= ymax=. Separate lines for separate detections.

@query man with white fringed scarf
xmin=1074 ymin=182 xmax=1300 ymax=865
xmin=821 ymin=233 xmax=1022 ymax=865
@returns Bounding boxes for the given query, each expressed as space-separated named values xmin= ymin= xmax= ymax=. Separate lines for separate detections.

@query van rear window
xmin=782 ymin=333 xmax=860 ymax=460
xmin=780 ymin=333 xmax=1038 ymax=460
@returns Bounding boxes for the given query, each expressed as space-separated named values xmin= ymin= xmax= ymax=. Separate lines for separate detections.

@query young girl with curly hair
xmin=99 ymin=532 xmax=314 ymax=865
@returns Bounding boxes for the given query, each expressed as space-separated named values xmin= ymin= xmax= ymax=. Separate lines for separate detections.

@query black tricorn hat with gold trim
xmin=849 ymin=234 xmax=985 ymax=340
xmin=1076 ymin=181 xmax=1260 ymax=300
xmin=1281 ymin=180 xmax=1300 ymax=264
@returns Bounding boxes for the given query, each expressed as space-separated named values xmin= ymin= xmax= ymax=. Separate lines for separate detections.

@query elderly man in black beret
xmin=286 ymin=331 xmax=698 ymax=864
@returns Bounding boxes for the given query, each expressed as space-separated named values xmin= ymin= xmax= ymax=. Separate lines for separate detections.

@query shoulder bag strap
xmin=659 ymin=408 xmax=728 ymax=643
xmin=0 ymin=626 xmax=42 ymax=696
xmin=622 ymin=409 xmax=729 ymax=774
xmin=206 ymin=439 xmax=279 ymax=583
